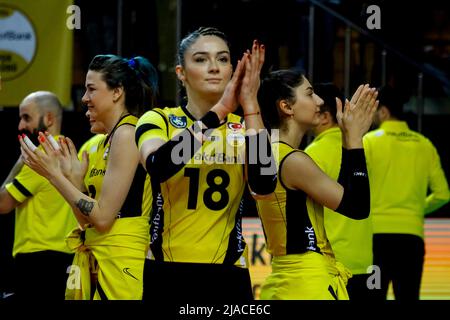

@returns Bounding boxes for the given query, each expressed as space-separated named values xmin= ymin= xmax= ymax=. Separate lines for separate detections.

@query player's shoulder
xmin=137 ymin=107 xmax=175 ymax=127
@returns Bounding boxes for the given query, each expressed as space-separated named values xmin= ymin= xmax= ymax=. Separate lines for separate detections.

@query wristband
xmin=244 ymin=111 xmax=260 ymax=117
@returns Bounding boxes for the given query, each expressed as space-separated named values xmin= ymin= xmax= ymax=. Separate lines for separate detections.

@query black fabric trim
xmin=12 ymin=179 xmax=32 ymax=197
xmin=104 ymin=114 xmax=133 ymax=148
xmin=180 ymin=105 xmax=229 ymax=126
xmin=152 ymin=109 xmax=169 ymax=137
xmin=278 ymin=150 xmax=302 ymax=191
xmin=118 ymin=164 xmax=147 ymax=218
xmin=328 ymin=285 xmax=338 ymax=300
xmin=277 ymin=140 xmax=295 ymax=149
xmin=285 ymin=188 xmax=320 ymax=254
xmin=96 ymin=281 xmax=109 ymax=300
xmin=181 ymin=104 xmax=197 ymax=121
xmin=149 ymin=177 xmax=165 ymax=261
xmin=222 ymin=197 xmax=246 ymax=265
xmin=135 ymin=123 xmax=162 ymax=146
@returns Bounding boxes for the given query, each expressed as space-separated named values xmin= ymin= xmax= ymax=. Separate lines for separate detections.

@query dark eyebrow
xmin=193 ymin=50 xmax=230 ymax=56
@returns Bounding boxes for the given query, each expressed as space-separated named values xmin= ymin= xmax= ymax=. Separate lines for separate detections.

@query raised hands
xmin=211 ymin=40 xmax=265 ymax=122
xmin=58 ymin=136 xmax=89 ymax=190
xmin=336 ymin=84 xmax=379 ymax=148
xmin=239 ymin=40 xmax=265 ymax=114
xmin=211 ymin=52 xmax=248 ymax=120
xmin=19 ymin=132 xmax=89 ymax=190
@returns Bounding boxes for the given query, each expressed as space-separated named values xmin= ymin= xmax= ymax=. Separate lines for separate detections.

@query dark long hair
xmin=258 ymin=69 xmax=305 ymax=129
xmin=313 ymin=83 xmax=345 ymax=124
xmin=88 ymin=54 xmax=159 ymax=116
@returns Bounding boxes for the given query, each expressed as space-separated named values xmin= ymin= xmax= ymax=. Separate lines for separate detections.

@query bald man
xmin=0 ymin=91 xmax=77 ymax=300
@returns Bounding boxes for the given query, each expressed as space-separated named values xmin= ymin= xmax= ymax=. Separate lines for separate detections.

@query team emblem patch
xmin=227 ymin=122 xmax=243 ymax=131
xmin=169 ymin=114 xmax=187 ymax=128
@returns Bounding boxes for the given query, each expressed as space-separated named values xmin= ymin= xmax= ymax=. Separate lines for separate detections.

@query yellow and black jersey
xmin=255 ymin=141 xmax=327 ymax=257
xmin=136 ymin=106 xmax=249 ymax=267
xmin=85 ymin=114 xmax=151 ymax=219
xmin=78 ymin=133 xmax=105 ymax=160
xmin=5 ymin=135 xmax=77 ymax=256
xmin=257 ymin=141 xmax=351 ymax=300
xmin=78 ymin=133 xmax=105 ymax=191
xmin=305 ymin=127 xmax=373 ymax=275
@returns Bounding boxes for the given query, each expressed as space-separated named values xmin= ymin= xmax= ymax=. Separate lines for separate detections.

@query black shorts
xmin=143 ymin=259 xmax=254 ymax=302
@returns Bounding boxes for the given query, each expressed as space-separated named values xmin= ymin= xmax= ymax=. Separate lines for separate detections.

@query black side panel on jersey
xmin=119 ymin=164 xmax=147 ymax=218
xmin=285 ymin=188 xmax=320 ymax=254
xmin=279 ymin=151 xmax=320 ymax=254
xmin=222 ymin=197 xmax=246 ymax=265
xmin=149 ymin=176 xmax=165 ymax=261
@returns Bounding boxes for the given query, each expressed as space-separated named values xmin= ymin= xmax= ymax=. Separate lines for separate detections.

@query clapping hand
xmin=19 ymin=132 xmax=88 ymax=189
xmin=336 ymin=84 xmax=379 ymax=148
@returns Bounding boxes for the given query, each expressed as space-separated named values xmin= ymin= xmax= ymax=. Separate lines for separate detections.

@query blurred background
xmin=1 ymin=0 xmax=449 ymax=298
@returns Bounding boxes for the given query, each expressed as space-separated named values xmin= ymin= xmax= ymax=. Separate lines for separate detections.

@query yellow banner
xmin=0 ymin=0 xmax=73 ymax=107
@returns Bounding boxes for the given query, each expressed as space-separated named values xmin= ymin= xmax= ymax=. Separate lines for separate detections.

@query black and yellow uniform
xmin=256 ymin=141 xmax=350 ymax=300
xmin=136 ymin=106 xmax=253 ymax=301
xmin=77 ymin=133 xmax=105 ymax=163
xmin=66 ymin=115 xmax=150 ymax=300
xmin=305 ymin=127 xmax=373 ymax=299
xmin=5 ymin=135 xmax=77 ymax=300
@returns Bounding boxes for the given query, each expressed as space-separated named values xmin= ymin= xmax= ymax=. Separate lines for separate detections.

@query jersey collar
xmin=380 ymin=120 xmax=409 ymax=131
xmin=181 ymin=105 xmax=228 ymax=126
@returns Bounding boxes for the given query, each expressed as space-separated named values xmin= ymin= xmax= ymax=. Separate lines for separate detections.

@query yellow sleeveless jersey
xmin=256 ymin=141 xmax=350 ymax=300
xmin=136 ymin=106 xmax=249 ymax=267
xmin=85 ymin=114 xmax=151 ymax=219
xmin=305 ymin=127 xmax=373 ymax=275
xmin=78 ymin=133 xmax=105 ymax=189
xmin=6 ymin=135 xmax=77 ymax=256
xmin=66 ymin=118 xmax=150 ymax=300
xmin=78 ymin=134 xmax=106 ymax=160
xmin=255 ymin=141 xmax=327 ymax=256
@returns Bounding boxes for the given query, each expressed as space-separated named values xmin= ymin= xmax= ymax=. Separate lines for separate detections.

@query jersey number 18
xmin=184 ymin=168 xmax=230 ymax=211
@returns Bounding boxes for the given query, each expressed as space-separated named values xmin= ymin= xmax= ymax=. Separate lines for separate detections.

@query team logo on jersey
xmin=227 ymin=122 xmax=243 ymax=131
xmin=169 ymin=114 xmax=187 ymax=128
xmin=122 ymin=267 xmax=138 ymax=281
